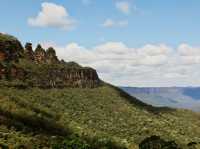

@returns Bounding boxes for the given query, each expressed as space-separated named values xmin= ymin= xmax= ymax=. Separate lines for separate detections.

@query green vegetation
xmin=0 ymin=84 xmax=200 ymax=148
xmin=0 ymin=33 xmax=17 ymax=41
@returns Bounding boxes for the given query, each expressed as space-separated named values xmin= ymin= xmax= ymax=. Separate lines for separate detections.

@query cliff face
xmin=30 ymin=67 xmax=100 ymax=88
xmin=0 ymin=63 xmax=5 ymax=79
xmin=0 ymin=33 xmax=100 ymax=88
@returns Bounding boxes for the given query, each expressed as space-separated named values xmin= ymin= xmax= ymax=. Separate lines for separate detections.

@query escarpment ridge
xmin=0 ymin=33 xmax=100 ymax=88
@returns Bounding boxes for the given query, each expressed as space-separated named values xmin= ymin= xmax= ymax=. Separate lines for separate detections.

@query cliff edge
xmin=0 ymin=33 xmax=100 ymax=88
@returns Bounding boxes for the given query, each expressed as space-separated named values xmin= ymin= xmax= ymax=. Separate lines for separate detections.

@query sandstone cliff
xmin=0 ymin=33 xmax=100 ymax=88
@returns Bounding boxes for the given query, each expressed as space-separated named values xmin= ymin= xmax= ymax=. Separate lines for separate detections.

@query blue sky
xmin=1 ymin=0 xmax=200 ymax=87
xmin=1 ymin=0 xmax=200 ymax=47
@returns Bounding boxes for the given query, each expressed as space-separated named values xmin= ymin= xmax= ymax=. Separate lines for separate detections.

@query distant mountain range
xmin=121 ymin=87 xmax=200 ymax=112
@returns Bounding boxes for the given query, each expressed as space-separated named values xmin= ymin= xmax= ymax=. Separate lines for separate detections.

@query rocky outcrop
xmin=46 ymin=47 xmax=59 ymax=64
xmin=34 ymin=44 xmax=46 ymax=63
xmin=43 ymin=67 xmax=99 ymax=88
xmin=63 ymin=68 xmax=99 ymax=87
xmin=0 ymin=64 xmax=26 ymax=80
xmin=9 ymin=66 xmax=26 ymax=80
xmin=0 ymin=33 xmax=23 ymax=62
xmin=24 ymin=43 xmax=34 ymax=61
xmin=0 ymin=33 xmax=101 ymax=88
xmin=0 ymin=63 xmax=5 ymax=79
xmin=0 ymin=51 xmax=6 ymax=61
xmin=0 ymin=33 xmax=25 ymax=80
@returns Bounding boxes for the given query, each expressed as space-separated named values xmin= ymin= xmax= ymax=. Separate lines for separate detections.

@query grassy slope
xmin=0 ymin=84 xmax=200 ymax=148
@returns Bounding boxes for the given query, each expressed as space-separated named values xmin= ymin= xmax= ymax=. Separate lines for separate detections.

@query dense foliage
xmin=0 ymin=84 xmax=200 ymax=148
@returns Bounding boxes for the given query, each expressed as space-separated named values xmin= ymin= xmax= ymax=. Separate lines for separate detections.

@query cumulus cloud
xmin=28 ymin=2 xmax=76 ymax=30
xmin=102 ymin=19 xmax=128 ymax=28
xmin=180 ymin=56 xmax=200 ymax=65
xmin=116 ymin=1 xmax=131 ymax=15
xmin=40 ymin=41 xmax=200 ymax=86
xmin=177 ymin=44 xmax=200 ymax=65
xmin=138 ymin=44 xmax=171 ymax=56
xmin=43 ymin=42 xmax=171 ymax=66
xmin=178 ymin=44 xmax=200 ymax=56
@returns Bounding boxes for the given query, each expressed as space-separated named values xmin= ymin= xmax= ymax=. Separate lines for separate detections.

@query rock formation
xmin=0 ymin=33 xmax=23 ymax=62
xmin=0 ymin=50 xmax=6 ymax=61
xmin=9 ymin=65 xmax=26 ymax=80
xmin=0 ymin=33 xmax=100 ymax=88
xmin=24 ymin=42 xmax=34 ymax=61
xmin=34 ymin=44 xmax=46 ymax=63
xmin=46 ymin=47 xmax=59 ymax=64
xmin=0 ymin=63 xmax=5 ymax=79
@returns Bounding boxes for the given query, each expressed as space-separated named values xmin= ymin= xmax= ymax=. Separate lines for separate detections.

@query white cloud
xmin=40 ymin=42 xmax=200 ymax=87
xmin=42 ymin=42 xmax=171 ymax=67
xmin=102 ymin=19 xmax=128 ymax=28
xmin=138 ymin=44 xmax=172 ymax=56
xmin=116 ymin=1 xmax=131 ymax=15
xmin=28 ymin=2 xmax=76 ymax=30
xmin=177 ymin=44 xmax=200 ymax=65
xmin=178 ymin=44 xmax=200 ymax=56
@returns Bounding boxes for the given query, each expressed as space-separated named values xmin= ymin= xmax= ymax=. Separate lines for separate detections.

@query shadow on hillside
xmin=139 ymin=135 xmax=180 ymax=149
xmin=108 ymin=84 xmax=175 ymax=114
xmin=0 ymin=107 xmax=70 ymax=136
xmin=0 ymin=107 xmax=127 ymax=149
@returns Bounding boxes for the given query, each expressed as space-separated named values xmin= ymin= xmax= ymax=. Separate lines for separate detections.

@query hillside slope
xmin=0 ymin=85 xmax=200 ymax=148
